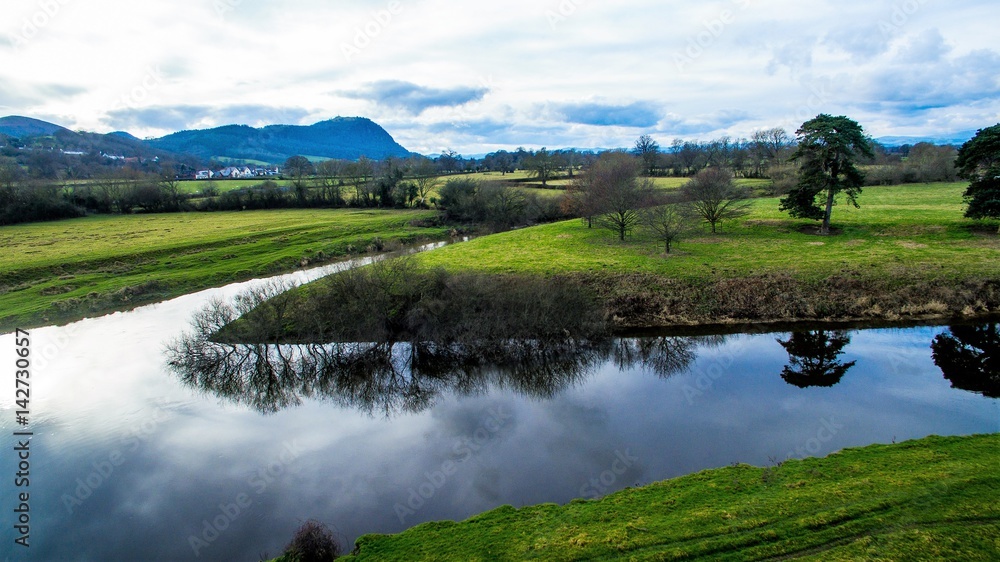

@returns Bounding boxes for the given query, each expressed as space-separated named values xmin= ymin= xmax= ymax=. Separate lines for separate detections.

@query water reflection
xmin=931 ymin=323 xmax=1000 ymax=398
xmin=776 ymin=331 xmax=856 ymax=388
xmin=168 ymin=330 xmax=713 ymax=416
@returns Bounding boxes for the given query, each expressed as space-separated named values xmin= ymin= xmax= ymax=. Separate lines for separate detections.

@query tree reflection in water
xmin=167 ymin=294 xmax=716 ymax=416
xmin=776 ymin=330 xmax=856 ymax=388
xmin=931 ymin=323 xmax=1000 ymax=398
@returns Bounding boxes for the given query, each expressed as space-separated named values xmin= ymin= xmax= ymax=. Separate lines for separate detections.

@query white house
xmin=216 ymin=166 xmax=244 ymax=179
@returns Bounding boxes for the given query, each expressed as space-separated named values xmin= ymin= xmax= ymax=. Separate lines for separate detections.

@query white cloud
xmin=0 ymin=0 xmax=998 ymax=153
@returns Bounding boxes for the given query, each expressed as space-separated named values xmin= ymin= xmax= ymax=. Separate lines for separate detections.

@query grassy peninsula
xmin=412 ymin=182 xmax=1000 ymax=329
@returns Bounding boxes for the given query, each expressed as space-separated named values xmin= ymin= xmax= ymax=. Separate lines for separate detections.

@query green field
xmin=273 ymin=433 xmax=1000 ymax=561
xmin=178 ymin=178 xmax=293 ymax=194
xmin=416 ymin=183 xmax=998 ymax=282
xmin=0 ymin=209 xmax=449 ymax=330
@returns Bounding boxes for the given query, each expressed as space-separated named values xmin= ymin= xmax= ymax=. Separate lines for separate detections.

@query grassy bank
xmin=410 ymin=182 xmax=1000 ymax=328
xmin=0 ymin=209 xmax=449 ymax=331
xmin=271 ymin=433 xmax=999 ymax=561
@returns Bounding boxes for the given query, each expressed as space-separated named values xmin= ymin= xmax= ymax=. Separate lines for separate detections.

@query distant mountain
xmin=148 ymin=117 xmax=413 ymax=164
xmin=0 ymin=115 xmax=202 ymax=167
xmin=0 ymin=115 xmax=71 ymax=138
xmin=109 ymin=131 xmax=141 ymax=142
xmin=876 ymin=132 xmax=977 ymax=147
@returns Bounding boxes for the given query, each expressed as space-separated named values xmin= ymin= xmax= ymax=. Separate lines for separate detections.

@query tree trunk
xmin=821 ymin=187 xmax=835 ymax=235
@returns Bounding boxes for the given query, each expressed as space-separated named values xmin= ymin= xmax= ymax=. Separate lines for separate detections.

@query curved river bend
xmin=1 ymin=250 xmax=997 ymax=561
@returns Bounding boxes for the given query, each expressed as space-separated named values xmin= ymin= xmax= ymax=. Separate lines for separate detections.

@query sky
xmin=1 ymin=0 xmax=999 ymax=155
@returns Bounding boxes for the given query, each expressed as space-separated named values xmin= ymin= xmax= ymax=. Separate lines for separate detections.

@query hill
xmin=147 ymin=117 xmax=413 ymax=163
xmin=0 ymin=115 xmax=71 ymax=138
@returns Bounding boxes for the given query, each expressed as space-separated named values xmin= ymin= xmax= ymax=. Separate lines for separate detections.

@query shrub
xmin=282 ymin=520 xmax=340 ymax=562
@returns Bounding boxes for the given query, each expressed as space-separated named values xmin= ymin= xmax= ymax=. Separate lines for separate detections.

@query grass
xmin=178 ymin=178 xmax=293 ymax=194
xmin=280 ymin=433 xmax=1000 ymax=561
xmin=408 ymin=182 xmax=1000 ymax=328
xmin=416 ymin=183 xmax=999 ymax=282
xmin=0 ymin=209 xmax=449 ymax=331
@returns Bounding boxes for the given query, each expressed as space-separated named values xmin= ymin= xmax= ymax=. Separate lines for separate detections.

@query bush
xmin=0 ymin=182 xmax=85 ymax=225
xmin=437 ymin=178 xmax=568 ymax=228
xmin=282 ymin=520 xmax=340 ymax=562
xmin=766 ymin=164 xmax=799 ymax=195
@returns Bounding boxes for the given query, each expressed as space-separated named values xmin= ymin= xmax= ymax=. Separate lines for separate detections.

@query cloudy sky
xmin=1 ymin=0 xmax=999 ymax=154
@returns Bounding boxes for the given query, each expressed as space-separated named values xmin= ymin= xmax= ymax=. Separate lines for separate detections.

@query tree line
xmin=558 ymin=115 xmax=1000 ymax=249
xmin=0 ymin=117 xmax=989 ymax=229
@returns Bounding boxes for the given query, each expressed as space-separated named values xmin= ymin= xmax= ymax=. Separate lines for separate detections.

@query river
xmin=1 ymin=253 xmax=997 ymax=561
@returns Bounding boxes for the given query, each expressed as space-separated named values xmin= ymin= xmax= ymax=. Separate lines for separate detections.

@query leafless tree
xmin=681 ymin=167 xmax=751 ymax=234
xmin=641 ymin=204 xmax=689 ymax=253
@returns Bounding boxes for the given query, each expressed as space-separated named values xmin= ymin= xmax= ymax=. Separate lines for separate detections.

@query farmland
xmin=0 ymin=208 xmax=449 ymax=330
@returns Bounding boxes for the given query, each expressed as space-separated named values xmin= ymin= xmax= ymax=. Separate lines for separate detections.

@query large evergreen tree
xmin=779 ymin=114 xmax=873 ymax=235
xmin=955 ymin=124 xmax=1000 ymax=222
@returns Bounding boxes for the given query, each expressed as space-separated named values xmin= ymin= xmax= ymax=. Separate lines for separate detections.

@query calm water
xmin=1 ymin=260 xmax=998 ymax=561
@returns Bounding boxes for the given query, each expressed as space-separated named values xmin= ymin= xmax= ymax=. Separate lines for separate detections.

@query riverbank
xmin=0 ymin=208 xmax=450 ymax=331
xmin=577 ymin=270 xmax=1000 ymax=330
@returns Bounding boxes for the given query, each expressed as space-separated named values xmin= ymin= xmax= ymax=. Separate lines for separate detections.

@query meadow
xmin=319 ymin=433 xmax=1000 ymax=561
xmin=410 ymin=182 xmax=1000 ymax=327
xmin=416 ymin=182 xmax=997 ymax=281
xmin=178 ymin=178 xmax=292 ymax=194
xmin=0 ymin=208 xmax=448 ymax=330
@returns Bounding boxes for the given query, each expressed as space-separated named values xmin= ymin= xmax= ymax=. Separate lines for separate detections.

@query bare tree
xmin=641 ymin=204 xmax=689 ymax=253
xmin=523 ymin=148 xmax=559 ymax=187
xmin=407 ymin=158 xmax=440 ymax=206
xmin=749 ymin=128 xmax=791 ymax=177
xmin=95 ymin=167 xmax=146 ymax=214
xmin=283 ymin=155 xmax=315 ymax=192
xmin=681 ymin=167 xmax=752 ymax=234
xmin=344 ymin=157 xmax=375 ymax=205
xmin=633 ymin=134 xmax=660 ymax=176
xmin=159 ymin=164 xmax=184 ymax=211
xmin=315 ymin=159 xmax=346 ymax=205
xmin=0 ymin=157 xmax=22 ymax=206
xmin=585 ymin=152 xmax=657 ymax=241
